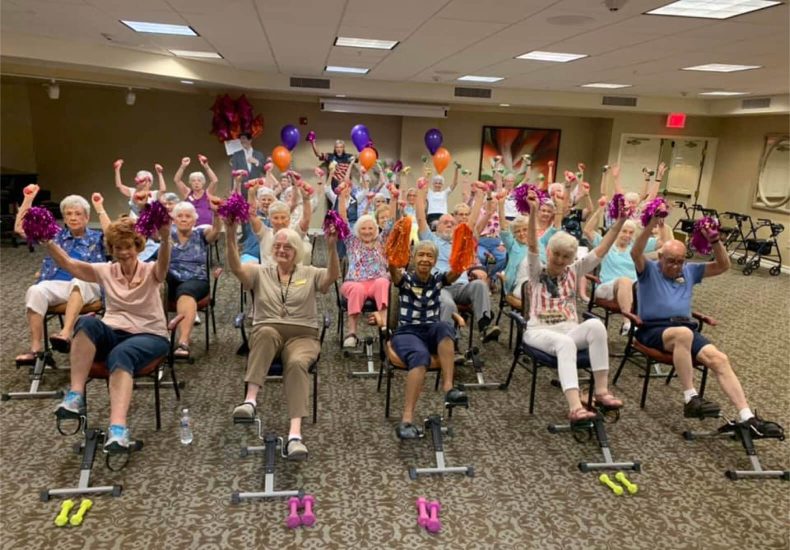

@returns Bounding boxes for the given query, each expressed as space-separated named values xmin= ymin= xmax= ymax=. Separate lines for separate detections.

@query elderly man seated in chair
xmin=389 ymin=240 xmax=470 ymax=439
xmin=632 ymin=213 xmax=783 ymax=438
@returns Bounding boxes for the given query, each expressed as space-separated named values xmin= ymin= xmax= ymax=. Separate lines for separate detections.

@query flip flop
xmin=15 ymin=351 xmax=38 ymax=365
xmin=174 ymin=343 xmax=191 ymax=359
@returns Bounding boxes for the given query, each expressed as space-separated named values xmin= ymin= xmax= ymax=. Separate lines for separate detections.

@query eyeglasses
xmin=273 ymin=244 xmax=295 ymax=252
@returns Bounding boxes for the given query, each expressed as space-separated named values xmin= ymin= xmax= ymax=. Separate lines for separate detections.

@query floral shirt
xmin=479 ymin=207 xmax=501 ymax=237
xmin=344 ymin=228 xmax=390 ymax=282
xmin=169 ymin=227 xmax=208 ymax=281
xmin=39 ymin=227 xmax=105 ymax=283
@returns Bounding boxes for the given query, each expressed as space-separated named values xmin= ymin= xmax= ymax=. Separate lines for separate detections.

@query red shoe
xmin=594 ymin=392 xmax=623 ymax=410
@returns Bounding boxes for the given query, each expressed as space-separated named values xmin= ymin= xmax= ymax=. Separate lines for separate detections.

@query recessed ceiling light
xmin=581 ymin=83 xmax=632 ymax=89
xmin=682 ymin=63 xmax=761 ymax=72
xmin=699 ymin=90 xmax=749 ymax=96
xmin=336 ymin=94 xmax=347 ymax=98
xmin=325 ymin=65 xmax=369 ymax=75
xmin=499 ymin=103 xmax=510 ymax=107
xmin=180 ymin=80 xmax=194 ymax=85
xmin=458 ymin=75 xmax=504 ymax=83
xmin=169 ymin=49 xmax=223 ymax=59
xmin=516 ymin=51 xmax=588 ymax=63
xmin=334 ymin=36 xmax=398 ymax=50
xmin=647 ymin=0 xmax=781 ymax=20
xmin=121 ymin=20 xmax=198 ymax=36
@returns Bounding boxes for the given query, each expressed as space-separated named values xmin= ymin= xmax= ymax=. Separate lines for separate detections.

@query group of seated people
xmin=11 ymin=148 xmax=782 ymax=459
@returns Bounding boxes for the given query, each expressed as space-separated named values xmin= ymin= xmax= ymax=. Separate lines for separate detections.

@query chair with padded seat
xmin=584 ymin=273 xmax=622 ymax=329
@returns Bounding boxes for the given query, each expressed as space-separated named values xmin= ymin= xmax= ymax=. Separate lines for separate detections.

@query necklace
xmin=278 ymin=268 xmax=295 ymax=317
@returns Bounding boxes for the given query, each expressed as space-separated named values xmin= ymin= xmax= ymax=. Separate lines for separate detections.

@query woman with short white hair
xmin=173 ymin=155 xmax=219 ymax=227
xmin=168 ymin=200 xmax=221 ymax=358
xmin=113 ymin=160 xmax=167 ymax=219
xmin=522 ymin=189 xmax=627 ymax=424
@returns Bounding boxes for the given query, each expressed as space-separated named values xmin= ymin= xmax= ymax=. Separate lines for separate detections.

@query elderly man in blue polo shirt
xmin=415 ymin=182 xmax=501 ymax=343
xmin=632 ymin=213 xmax=783 ymax=438
xmin=14 ymin=186 xmax=106 ymax=362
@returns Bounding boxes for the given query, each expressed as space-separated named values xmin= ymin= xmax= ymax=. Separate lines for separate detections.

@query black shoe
xmin=396 ymin=422 xmax=422 ymax=440
xmin=683 ymin=395 xmax=720 ymax=419
xmin=445 ymin=388 xmax=469 ymax=408
xmin=741 ymin=414 xmax=785 ymax=439
xmin=481 ymin=325 xmax=501 ymax=343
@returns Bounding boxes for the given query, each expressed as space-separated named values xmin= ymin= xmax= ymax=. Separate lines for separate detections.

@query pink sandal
xmin=595 ymin=392 xmax=623 ymax=410
xmin=569 ymin=407 xmax=597 ymax=423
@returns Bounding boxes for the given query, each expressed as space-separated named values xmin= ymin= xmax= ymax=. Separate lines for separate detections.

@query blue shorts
xmin=636 ymin=321 xmax=711 ymax=358
xmin=74 ymin=316 xmax=170 ymax=376
xmin=391 ymin=322 xmax=455 ymax=370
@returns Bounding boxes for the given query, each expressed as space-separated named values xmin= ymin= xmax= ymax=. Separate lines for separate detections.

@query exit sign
xmin=666 ymin=112 xmax=687 ymax=128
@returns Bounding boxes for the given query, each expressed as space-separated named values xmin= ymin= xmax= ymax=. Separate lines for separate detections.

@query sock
xmin=738 ymin=408 xmax=754 ymax=422
xmin=109 ymin=423 xmax=126 ymax=433
xmin=683 ymin=389 xmax=698 ymax=404
xmin=288 ymin=433 xmax=302 ymax=441
xmin=478 ymin=314 xmax=491 ymax=331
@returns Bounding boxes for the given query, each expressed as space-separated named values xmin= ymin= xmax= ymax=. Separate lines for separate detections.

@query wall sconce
xmin=47 ymin=80 xmax=60 ymax=100
xmin=126 ymin=88 xmax=136 ymax=106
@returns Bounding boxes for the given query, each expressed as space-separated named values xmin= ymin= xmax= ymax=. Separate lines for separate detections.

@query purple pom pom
xmin=607 ymin=193 xmax=625 ymax=220
xmin=22 ymin=206 xmax=61 ymax=244
xmin=323 ymin=210 xmax=350 ymax=240
xmin=393 ymin=160 xmax=403 ymax=173
xmin=690 ymin=216 xmax=720 ymax=255
xmin=511 ymin=184 xmax=548 ymax=214
xmin=640 ymin=197 xmax=669 ymax=227
xmin=217 ymin=192 xmax=250 ymax=225
xmin=134 ymin=201 xmax=170 ymax=238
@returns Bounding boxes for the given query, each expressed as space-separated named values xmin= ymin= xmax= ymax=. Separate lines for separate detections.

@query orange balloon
xmin=272 ymin=146 xmax=291 ymax=172
xmin=359 ymin=147 xmax=378 ymax=171
xmin=433 ymin=147 xmax=451 ymax=174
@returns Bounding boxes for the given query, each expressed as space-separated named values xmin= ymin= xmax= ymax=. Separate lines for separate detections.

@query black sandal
xmin=174 ymin=343 xmax=191 ymax=359
xmin=49 ymin=335 xmax=72 ymax=354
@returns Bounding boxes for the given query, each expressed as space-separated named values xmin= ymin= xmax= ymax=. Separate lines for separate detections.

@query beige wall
xmin=708 ymin=114 xmax=790 ymax=262
xmin=1 ymin=83 xmax=37 ymax=173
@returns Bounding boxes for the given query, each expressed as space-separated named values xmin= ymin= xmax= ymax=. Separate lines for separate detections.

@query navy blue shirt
xmin=395 ymin=271 xmax=449 ymax=326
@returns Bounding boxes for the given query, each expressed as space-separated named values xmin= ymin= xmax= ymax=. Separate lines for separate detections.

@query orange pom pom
xmin=385 ymin=217 xmax=413 ymax=269
xmin=450 ymin=223 xmax=477 ymax=273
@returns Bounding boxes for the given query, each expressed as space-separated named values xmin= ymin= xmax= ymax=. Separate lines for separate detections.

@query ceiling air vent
xmin=742 ymin=97 xmax=771 ymax=109
xmin=290 ymin=77 xmax=330 ymax=89
xmin=454 ymin=87 xmax=492 ymax=99
xmin=602 ymin=96 xmax=638 ymax=107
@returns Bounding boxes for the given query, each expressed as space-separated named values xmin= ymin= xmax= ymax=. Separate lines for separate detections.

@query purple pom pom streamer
xmin=640 ymin=197 xmax=669 ymax=227
xmin=690 ymin=216 xmax=720 ymax=255
xmin=511 ymin=184 xmax=548 ymax=214
xmin=134 ymin=201 xmax=170 ymax=238
xmin=323 ymin=210 xmax=350 ymax=240
xmin=607 ymin=193 xmax=625 ymax=220
xmin=217 ymin=192 xmax=250 ymax=225
xmin=22 ymin=206 xmax=61 ymax=244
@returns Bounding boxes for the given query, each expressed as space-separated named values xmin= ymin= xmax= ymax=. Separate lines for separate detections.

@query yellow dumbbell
xmin=615 ymin=472 xmax=639 ymax=495
xmin=69 ymin=499 xmax=93 ymax=526
xmin=54 ymin=499 xmax=75 ymax=527
xmin=599 ymin=474 xmax=624 ymax=495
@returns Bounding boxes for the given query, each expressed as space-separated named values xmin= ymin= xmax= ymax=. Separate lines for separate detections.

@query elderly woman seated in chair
xmin=168 ymin=201 xmax=221 ymax=358
xmin=14 ymin=187 xmax=107 ymax=361
xmin=522 ymin=190 xmax=626 ymax=423
xmin=50 ymin=218 xmax=172 ymax=452
xmin=388 ymin=240 xmax=470 ymax=440
xmin=225 ymin=221 xmax=340 ymax=460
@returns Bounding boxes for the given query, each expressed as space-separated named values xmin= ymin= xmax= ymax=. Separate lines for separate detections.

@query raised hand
xmin=23 ymin=183 xmax=40 ymax=201
xmin=657 ymin=161 xmax=668 ymax=179
xmin=91 ymin=192 xmax=104 ymax=208
xmin=197 ymin=154 xmax=208 ymax=165
xmin=113 ymin=159 xmax=124 ymax=170
xmin=181 ymin=157 xmax=191 ymax=167
xmin=154 ymin=163 xmax=164 ymax=174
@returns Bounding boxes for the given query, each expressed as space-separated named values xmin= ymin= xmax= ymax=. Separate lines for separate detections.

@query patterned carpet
xmin=0 ymin=241 xmax=788 ymax=550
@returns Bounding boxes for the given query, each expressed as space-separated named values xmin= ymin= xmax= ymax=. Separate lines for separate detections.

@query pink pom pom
xmin=232 ymin=169 xmax=249 ymax=179
xmin=22 ymin=207 xmax=61 ymax=244
xmin=323 ymin=210 xmax=350 ymax=240
xmin=314 ymin=167 xmax=325 ymax=178
xmin=393 ymin=160 xmax=403 ymax=173
xmin=511 ymin=184 xmax=547 ymax=214
xmin=416 ymin=177 xmax=428 ymax=190
xmin=607 ymin=193 xmax=625 ymax=219
xmin=134 ymin=201 xmax=170 ymax=238
xmin=640 ymin=197 xmax=669 ymax=227
xmin=306 ymin=131 xmax=316 ymax=142
xmin=217 ymin=193 xmax=251 ymax=225
xmin=690 ymin=216 xmax=720 ymax=255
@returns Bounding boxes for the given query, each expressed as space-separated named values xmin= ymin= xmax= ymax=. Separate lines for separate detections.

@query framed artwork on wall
xmin=478 ymin=126 xmax=561 ymax=180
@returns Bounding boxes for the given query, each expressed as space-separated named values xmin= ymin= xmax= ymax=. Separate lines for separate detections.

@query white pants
xmin=523 ymin=318 xmax=609 ymax=392
xmin=25 ymin=279 xmax=102 ymax=316
xmin=594 ymin=281 xmax=616 ymax=301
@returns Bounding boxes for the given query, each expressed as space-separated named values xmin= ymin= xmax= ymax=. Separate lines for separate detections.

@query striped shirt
xmin=396 ymin=271 xmax=449 ymax=326
xmin=526 ymin=251 xmax=600 ymax=328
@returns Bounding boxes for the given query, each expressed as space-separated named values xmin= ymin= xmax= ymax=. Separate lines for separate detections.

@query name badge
xmin=292 ymin=279 xmax=307 ymax=287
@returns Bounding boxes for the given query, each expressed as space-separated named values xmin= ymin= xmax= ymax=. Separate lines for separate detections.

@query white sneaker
xmin=194 ymin=315 xmax=202 ymax=326
xmin=342 ymin=334 xmax=358 ymax=349
xmin=620 ymin=321 xmax=631 ymax=336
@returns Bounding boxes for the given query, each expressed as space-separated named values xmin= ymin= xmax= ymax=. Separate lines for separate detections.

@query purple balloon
xmin=424 ymin=128 xmax=443 ymax=155
xmin=350 ymin=124 xmax=371 ymax=152
xmin=280 ymin=124 xmax=300 ymax=151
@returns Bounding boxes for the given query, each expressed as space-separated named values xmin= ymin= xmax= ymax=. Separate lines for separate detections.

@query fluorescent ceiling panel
xmin=682 ymin=63 xmax=761 ymax=72
xmin=581 ymin=83 xmax=632 ymax=89
xmin=647 ymin=0 xmax=781 ymax=20
xmin=325 ymin=65 xmax=370 ymax=74
xmin=516 ymin=51 xmax=588 ymax=62
xmin=458 ymin=75 xmax=503 ymax=83
xmin=699 ymin=90 xmax=749 ymax=95
xmin=169 ymin=49 xmax=223 ymax=59
xmin=334 ymin=37 xmax=398 ymax=50
xmin=121 ymin=20 xmax=197 ymax=36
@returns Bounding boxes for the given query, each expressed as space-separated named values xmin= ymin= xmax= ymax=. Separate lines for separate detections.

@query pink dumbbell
xmin=300 ymin=495 xmax=316 ymax=527
xmin=426 ymin=500 xmax=441 ymax=533
xmin=285 ymin=496 xmax=301 ymax=529
xmin=415 ymin=497 xmax=429 ymax=528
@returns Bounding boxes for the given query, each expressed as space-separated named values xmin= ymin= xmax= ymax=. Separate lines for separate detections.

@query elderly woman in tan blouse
xmin=225 ymin=220 xmax=340 ymax=460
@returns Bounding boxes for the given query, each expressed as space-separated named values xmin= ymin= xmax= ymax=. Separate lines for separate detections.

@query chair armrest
xmin=213 ymin=267 xmax=223 ymax=279
xmin=168 ymin=314 xmax=185 ymax=332
xmin=692 ymin=312 xmax=717 ymax=327
xmin=234 ymin=312 xmax=245 ymax=329
xmin=621 ymin=311 xmax=643 ymax=327
xmin=585 ymin=273 xmax=601 ymax=285
xmin=323 ymin=312 xmax=332 ymax=328
xmin=506 ymin=310 xmax=527 ymax=328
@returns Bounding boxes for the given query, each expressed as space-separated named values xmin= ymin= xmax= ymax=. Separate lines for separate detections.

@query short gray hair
xmin=136 ymin=170 xmax=153 ymax=183
xmin=353 ymin=214 xmax=379 ymax=239
xmin=59 ymin=195 xmax=90 ymax=216
xmin=257 ymin=187 xmax=276 ymax=200
xmin=188 ymin=171 xmax=206 ymax=184
xmin=162 ymin=192 xmax=180 ymax=204
xmin=414 ymin=239 xmax=438 ymax=259
xmin=625 ymin=191 xmax=640 ymax=203
xmin=172 ymin=201 xmax=197 ymax=219
xmin=268 ymin=201 xmax=290 ymax=217
xmin=271 ymin=228 xmax=305 ymax=264
xmin=510 ymin=215 xmax=529 ymax=230
xmin=431 ymin=175 xmax=444 ymax=185
xmin=547 ymin=230 xmax=578 ymax=256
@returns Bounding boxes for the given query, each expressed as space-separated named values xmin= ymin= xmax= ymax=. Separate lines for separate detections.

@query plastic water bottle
xmin=179 ymin=408 xmax=193 ymax=445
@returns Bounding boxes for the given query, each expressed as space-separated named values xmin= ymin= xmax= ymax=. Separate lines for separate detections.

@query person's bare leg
xmin=615 ymin=278 xmax=633 ymax=313
xmin=108 ymin=370 xmax=134 ymax=426
xmin=244 ymin=382 xmax=261 ymax=403
xmin=289 ymin=417 xmax=302 ymax=438
xmin=26 ymin=309 xmax=45 ymax=353
xmin=438 ymin=338 xmax=456 ymax=392
xmin=347 ymin=313 xmax=359 ymax=336
xmin=662 ymin=328 xmax=695 ymax=392
xmin=402 ymin=367 xmax=427 ymax=423
xmin=53 ymin=288 xmax=85 ymax=340
xmin=697 ymin=345 xmax=748 ymax=410
xmin=564 ymin=389 xmax=583 ymax=413
xmin=68 ymin=331 xmax=96 ymax=394
xmin=176 ymin=295 xmax=197 ymax=346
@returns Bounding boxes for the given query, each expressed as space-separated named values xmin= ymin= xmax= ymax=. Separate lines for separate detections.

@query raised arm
xmin=154 ymin=222 xmax=171 ymax=282
xmin=154 ymin=163 xmax=167 ymax=195
xmin=415 ymin=179 xmax=429 ymax=234
xmin=473 ymin=195 xmax=494 ymax=238
xmin=631 ymin=215 xmax=661 ymax=273
xmin=200 ymin=155 xmax=219 ymax=195
xmin=224 ymin=220 xmax=256 ymax=289
xmin=703 ymin=228 xmax=730 ymax=278
xmin=647 ymin=162 xmax=667 ymax=201
xmin=450 ymin=165 xmax=460 ymax=192
xmin=91 ymin=193 xmax=112 ymax=233
xmin=583 ymin=203 xmax=604 ymax=242
xmin=592 ymin=216 xmax=625 ymax=259
xmin=498 ymin=192 xmax=508 ymax=231
xmin=202 ymin=199 xmax=222 ymax=243
xmin=114 ymin=159 xmax=132 ymax=198
xmin=318 ymin=230 xmax=340 ymax=292
xmin=337 ymin=184 xmax=350 ymax=222
xmin=14 ymin=184 xmax=39 ymax=237
xmin=298 ymin=182 xmax=312 ymax=234
xmin=42 ymin=240 xmax=98 ymax=283
xmin=310 ymin=140 xmax=321 ymax=159
xmin=173 ymin=157 xmax=191 ymax=198
xmin=611 ymin=164 xmax=624 ymax=195
xmin=466 ymin=182 xmax=487 ymax=232
xmin=526 ymin=191 xmax=539 ymax=254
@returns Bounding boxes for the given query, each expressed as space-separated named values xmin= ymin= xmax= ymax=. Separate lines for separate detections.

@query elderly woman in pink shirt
xmin=46 ymin=217 xmax=172 ymax=453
